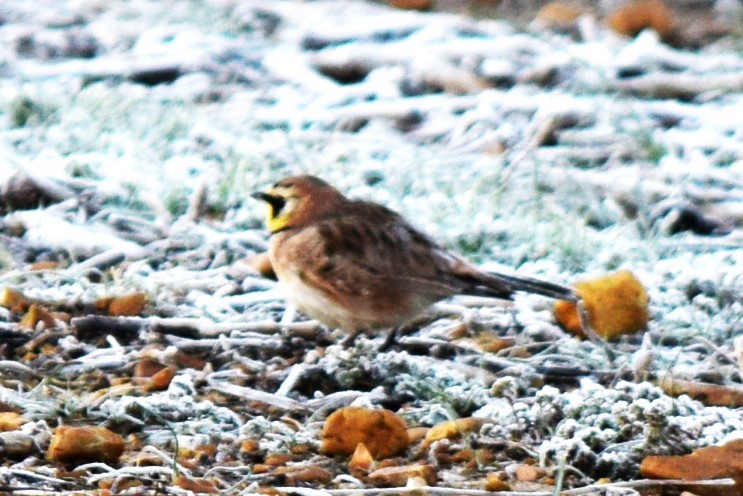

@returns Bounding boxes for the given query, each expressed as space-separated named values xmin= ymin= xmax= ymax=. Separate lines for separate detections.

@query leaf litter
xmin=0 ymin=0 xmax=741 ymax=494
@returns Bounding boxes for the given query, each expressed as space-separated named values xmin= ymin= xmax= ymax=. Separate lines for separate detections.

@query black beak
xmin=251 ymin=191 xmax=286 ymax=213
xmin=251 ymin=191 xmax=272 ymax=202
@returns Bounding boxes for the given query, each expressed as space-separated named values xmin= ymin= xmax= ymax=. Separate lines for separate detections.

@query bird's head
xmin=252 ymin=175 xmax=345 ymax=234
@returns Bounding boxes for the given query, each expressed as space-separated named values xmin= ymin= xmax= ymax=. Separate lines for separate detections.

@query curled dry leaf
xmin=47 ymin=426 xmax=125 ymax=465
xmin=173 ymin=351 xmax=207 ymax=370
xmin=476 ymin=334 xmax=515 ymax=354
xmin=274 ymin=465 xmax=333 ymax=485
xmin=322 ymin=407 xmax=409 ymax=459
xmin=515 ymin=463 xmax=545 ymax=482
xmin=107 ymin=292 xmax=147 ymax=316
xmin=28 ymin=260 xmax=59 ymax=271
xmin=20 ymin=304 xmax=56 ymax=330
xmin=95 ymin=296 xmax=114 ymax=311
xmin=660 ymin=377 xmax=743 ymax=408
xmin=367 ymin=463 xmax=438 ymax=487
xmin=145 ymin=366 xmax=176 ymax=391
xmin=607 ymin=0 xmax=676 ymax=40
xmin=97 ymin=479 xmax=144 ymax=492
xmin=0 ymin=288 xmax=30 ymax=313
xmin=387 ymin=0 xmax=431 ymax=10
xmin=554 ymin=270 xmax=649 ymax=340
xmin=640 ymin=439 xmax=743 ymax=496
xmin=406 ymin=426 xmax=429 ymax=444
xmin=0 ymin=412 xmax=27 ymax=432
xmin=240 ymin=439 xmax=260 ymax=454
xmin=535 ymin=2 xmax=583 ymax=29
xmin=422 ymin=417 xmax=484 ymax=449
xmin=484 ymin=472 xmax=511 ymax=491
xmin=172 ymin=475 xmax=219 ymax=494
xmin=349 ymin=442 xmax=375 ymax=478
xmin=134 ymin=358 xmax=167 ymax=378
xmin=264 ymin=453 xmax=293 ymax=466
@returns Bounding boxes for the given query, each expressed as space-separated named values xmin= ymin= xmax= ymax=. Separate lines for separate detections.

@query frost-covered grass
xmin=0 ymin=0 xmax=742 ymax=491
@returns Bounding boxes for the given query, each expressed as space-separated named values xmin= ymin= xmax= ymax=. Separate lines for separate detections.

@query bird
xmin=252 ymin=175 xmax=579 ymax=344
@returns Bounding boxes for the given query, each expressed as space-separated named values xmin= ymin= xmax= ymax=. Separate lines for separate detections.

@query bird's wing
xmin=287 ymin=202 xmax=465 ymax=300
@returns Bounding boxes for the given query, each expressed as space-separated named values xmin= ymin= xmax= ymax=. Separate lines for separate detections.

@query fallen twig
xmin=276 ymin=477 xmax=736 ymax=495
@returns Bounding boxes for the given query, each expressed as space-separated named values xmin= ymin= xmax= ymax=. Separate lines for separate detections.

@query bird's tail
xmin=469 ymin=271 xmax=579 ymax=302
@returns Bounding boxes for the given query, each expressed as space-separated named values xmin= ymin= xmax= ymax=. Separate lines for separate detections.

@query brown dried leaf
xmin=322 ymin=407 xmax=409 ymax=459
xmin=536 ymin=2 xmax=583 ymax=28
xmin=134 ymin=358 xmax=166 ymax=378
xmin=0 ymin=412 xmax=27 ymax=432
xmin=0 ymin=288 xmax=29 ymax=313
xmin=607 ymin=0 xmax=676 ymax=40
xmin=274 ymin=465 xmax=333 ymax=485
xmin=145 ymin=367 xmax=176 ymax=392
xmin=554 ymin=270 xmax=649 ymax=340
xmin=422 ymin=417 xmax=484 ymax=449
xmin=98 ymin=479 xmax=144 ymax=491
xmin=660 ymin=377 xmax=743 ymax=407
xmin=349 ymin=442 xmax=375 ymax=478
xmin=28 ymin=260 xmax=59 ymax=271
xmin=20 ymin=304 xmax=55 ymax=329
xmin=367 ymin=463 xmax=437 ymax=487
xmin=173 ymin=475 xmax=219 ymax=494
xmin=484 ymin=472 xmax=511 ymax=491
xmin=47 ymin=426 xmax=125 ymax=465
xmin=95 ymin=296 xmax=114 ymax=311
xmin=640 ymin=439 xmax=743 ymax=496
xmin=515 ymin=463 xmax=545 ymax=482
xmin=264 ymin=453 xmax=293 ymax=466
xmin=240 ymin=439 xmax=260 ymax=454
xmin=476 ymin=334 xmax=515 ymax=354
xmin=107 ymin=293 xmax=146 ymax=316
xmin=172 ymin=351 xmax=207 ymax=370
xmin=387 ymin=0 xmax=431 ymax=10
xmin=406 ymin=426 xmax=429 ymax=444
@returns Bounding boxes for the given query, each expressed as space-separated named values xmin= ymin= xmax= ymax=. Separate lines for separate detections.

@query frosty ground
xmin=0 ymin=0 xmax=742 ymax=494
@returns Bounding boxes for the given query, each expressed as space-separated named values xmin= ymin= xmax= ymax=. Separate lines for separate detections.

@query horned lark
xmin=253 ymin=175 xmax=578 ymax=341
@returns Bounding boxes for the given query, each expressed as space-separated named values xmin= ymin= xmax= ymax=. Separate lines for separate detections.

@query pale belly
xmin=274 ymin=266 xmax=432 ymax=333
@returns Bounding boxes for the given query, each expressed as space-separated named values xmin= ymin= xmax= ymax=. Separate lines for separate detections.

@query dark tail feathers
xmin=471 ymin=271 xmax=579 ymax=302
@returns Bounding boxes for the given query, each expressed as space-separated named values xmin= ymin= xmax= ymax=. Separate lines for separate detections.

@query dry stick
xmin=275 ymin=363 xmax=308 ymax=397
xmin=7 ymin=469 xmax=76 ymax=486
xmin=166 ymin=335 xmax=283 ymax=351
xmin=73 ymin=249 xmax=129 ymax=271
xmin=305 ymin=389 xmax=389 ymax=420
xmin=151 ymin=316 xmax=322 ymax=336
xmin=276 ymin=477 xmax=736 ymax=496
xmin=617 ymin=72 xmax=743 ymax=99
xmin=0 ymin=360 xmax=40 ymax=379
xmin=72 ymin=315 xmax=322 ymax=338
xmin=400 ymin=336 xmax=527 ymax=374
xmin=83 ymin=465 xmax=177 ymax=484
xmin=209 ymin=382 xmax=309 ymax=412
xmin=567 ymin=478 xmax=736 ymax=493
xmin=658 ymin=236 xmax=743 ymax=252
